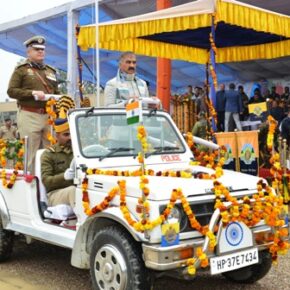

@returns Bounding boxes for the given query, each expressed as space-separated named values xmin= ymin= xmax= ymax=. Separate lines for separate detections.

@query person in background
xmin=196 ymin=87 xmax=207 ymax=115
xmin=7 ymin=35 xmax=59 ymax=173
xmin=104 ymin=51 xmax=149 ymax=107
xmin=216 ymin=83 xmax=226 ymax=131
xmin=224 ymin=83 xmax=243 ymax=132
xmin=281 ymin=86 xmax=289 ymax=102
xmin=263 ymin=88 xmax=271 ymax=100
xmin=249 ymin=88 xmax=265 ymax=104
xmin=0 ymin=117 xmax=17 ymax=140
xmin=269 ymin=86 xmax=280 ymax=101
xmin=238 ymin=85 xmax=249 ymax=121
xmin=192 ymin=111 xmax=208 ymax=139
xmin=184 ymin=85 xmax=194 ymax=100
xmin=270 ymin=100 xmax=285 ymax=125
xmin=41 ymin=115 xmax=75 ymax=209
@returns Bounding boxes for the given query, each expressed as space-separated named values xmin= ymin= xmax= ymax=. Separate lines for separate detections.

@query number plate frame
xmin=210 ymin=248 xmax=259 ymax=275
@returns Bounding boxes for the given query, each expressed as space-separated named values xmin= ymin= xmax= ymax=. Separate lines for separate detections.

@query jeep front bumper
xmin=142 ymin=223 xmax=290 ymax=271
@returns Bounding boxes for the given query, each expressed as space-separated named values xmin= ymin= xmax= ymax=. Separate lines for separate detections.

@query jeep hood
xmin=87 ymin=165 xmax=261 ymax=201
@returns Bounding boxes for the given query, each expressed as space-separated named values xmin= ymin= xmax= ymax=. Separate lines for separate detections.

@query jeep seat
xmin=35 ymin=149 xmax=75 ymax=221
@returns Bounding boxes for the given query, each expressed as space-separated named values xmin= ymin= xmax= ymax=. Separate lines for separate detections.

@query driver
xmin=41 ymin=114 xmax=75 ymax=209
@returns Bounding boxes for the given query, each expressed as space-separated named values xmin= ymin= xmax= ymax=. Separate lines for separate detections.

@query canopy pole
xmin=156 ymin=0 xmax=171 ymax=112
xmin=67 ymin=9 xmax=79 ymax=107
xmin=95 ymin=0 xmax=100 ymax=107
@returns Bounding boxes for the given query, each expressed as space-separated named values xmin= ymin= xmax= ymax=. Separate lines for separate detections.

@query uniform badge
xmin=27 ymin=68 xmax=34 ymax=76
xmin=46 ymin=72 xmax=56 ymax=82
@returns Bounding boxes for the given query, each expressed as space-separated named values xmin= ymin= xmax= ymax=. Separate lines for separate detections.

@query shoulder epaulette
xmin=45 ymin=64 xmax=57 ymax=72
xmin=47 ymin=146 xmax=56 ymax=152
xmin=15 ymin=60 xmax=30 ymax=69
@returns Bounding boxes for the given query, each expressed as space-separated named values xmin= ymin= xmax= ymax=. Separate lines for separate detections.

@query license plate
xmin=210 ymin=248 xmax=258 ymax=275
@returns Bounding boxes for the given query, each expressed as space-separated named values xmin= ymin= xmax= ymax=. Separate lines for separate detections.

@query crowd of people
xmin=186 ymin=83 xmax=290 ymax=147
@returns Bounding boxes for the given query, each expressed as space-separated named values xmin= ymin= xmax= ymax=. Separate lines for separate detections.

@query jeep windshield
xmin=77 ymin=112 xmax=185 ymax=158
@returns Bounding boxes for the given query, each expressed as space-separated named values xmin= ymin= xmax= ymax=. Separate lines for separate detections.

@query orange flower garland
xmin=80 ymin=123 xmax=288 ymax=276
xmin=1 ymin=170 xmax=18 ymax=189
xmin=45 ymin=98 xmax=57 ymax=145
xmin=82 ymin=176 xmax=119 ymax=216
xmin=0 ymin=139 xmax=24 ymax=189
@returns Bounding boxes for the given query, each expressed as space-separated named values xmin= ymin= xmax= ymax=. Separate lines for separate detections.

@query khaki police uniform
xmin=7 ymin=49 xmax=59 ymax=173
xmin=41 ymin=143 xmax=75 ymax=208
xmin=0 ymin=125 xmax=17 ymax=140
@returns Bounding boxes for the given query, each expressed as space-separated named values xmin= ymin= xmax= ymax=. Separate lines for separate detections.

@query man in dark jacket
xmin=216 ymin=84 xmax=226 ymax=131
xmin=224 ymin=83 xmax=243 ymax=132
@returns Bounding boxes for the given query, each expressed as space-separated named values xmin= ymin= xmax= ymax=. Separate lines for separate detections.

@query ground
xmin=0 ymin=237 xmax=289 ymax=290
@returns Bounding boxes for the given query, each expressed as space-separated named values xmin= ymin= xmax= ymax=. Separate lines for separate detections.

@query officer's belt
xmin=20 ymin=106 xmax=46 ymax=114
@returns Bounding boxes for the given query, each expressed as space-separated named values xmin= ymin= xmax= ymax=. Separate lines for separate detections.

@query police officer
xmin=0 ymin=117 xmax=17 ymax=140
xmin=104 ymin=51 xmax=149 ymax=107
xmin=192 ymin=111 xmax=208 ymax=140
xmin=41 ymin=115 xmax=75 ymax=209
xmin=7 ymin=35 xmax=59 ymax=173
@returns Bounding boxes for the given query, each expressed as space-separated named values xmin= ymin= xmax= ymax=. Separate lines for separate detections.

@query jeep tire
xmin=90 ymin=225 xmax=151 ymax=290
xmin=222 ymin=250 xmax=272 ymax=284
xmin=0 ymin=217 xmax=14 ymax=262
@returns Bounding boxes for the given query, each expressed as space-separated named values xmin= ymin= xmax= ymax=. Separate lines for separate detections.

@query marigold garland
xmin=81 ymin=176 xmax=119 ymax=216
xmin=267 ymin=115 xmax=277 ymax=152
xmin=45 ymin=98 xmax=57 ymax=145
xmin=0 ymin=139 xmax=24 ymax=189
xmin=81 ymin=124 xmax=289 ymax=276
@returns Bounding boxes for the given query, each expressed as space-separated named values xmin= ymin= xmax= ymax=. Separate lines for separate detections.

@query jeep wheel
xmin=0 ymin=218 xmax=14 ymax=262
xmin=90 ymin=225 xmax=151 ymax=290
xmin=222 ymin=250 xmax=272 ymax=284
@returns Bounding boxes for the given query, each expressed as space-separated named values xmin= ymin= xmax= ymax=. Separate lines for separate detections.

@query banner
xmin=248 ymin=102 xmax=267 ymax=116
xmin=215 ymin=132 xmax=237 ymax=171
xmin=236 ymin=131 xmax=259 ymax=176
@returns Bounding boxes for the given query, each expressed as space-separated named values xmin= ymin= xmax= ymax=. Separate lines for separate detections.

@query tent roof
xmin=0 ymin=0 xmax=289 ymax=93
xmin=78 ymin=0 xmax=290 ymax=64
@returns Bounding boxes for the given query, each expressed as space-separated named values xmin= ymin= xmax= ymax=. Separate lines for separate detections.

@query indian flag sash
xmin=126 ymin=100 xmax=142 ymax=125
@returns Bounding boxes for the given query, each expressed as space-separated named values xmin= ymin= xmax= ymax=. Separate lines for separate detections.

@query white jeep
xmin=0 ymin=107 xmax=289 ymax=290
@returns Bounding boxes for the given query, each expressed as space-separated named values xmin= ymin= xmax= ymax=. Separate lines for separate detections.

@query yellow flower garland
xmin=267 ymin=115 xmax=277 ymax=152
xmin=45 ymin=98 xmax=57 ymax=145
xmin=81 ymin=124 xmax=289 ymax=276
xmin=0 ymin=139 xmax=24 ymax=189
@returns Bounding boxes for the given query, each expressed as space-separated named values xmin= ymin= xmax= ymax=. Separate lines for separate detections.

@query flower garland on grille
xmin=213 ymin=179 xmax=289 ymax=263
xmin=81 ymin=125 xmax=289 ymax=275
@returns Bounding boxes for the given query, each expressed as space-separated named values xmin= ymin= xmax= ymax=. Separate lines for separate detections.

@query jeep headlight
xmin=161 ymin=205 xmax=188 ymax=232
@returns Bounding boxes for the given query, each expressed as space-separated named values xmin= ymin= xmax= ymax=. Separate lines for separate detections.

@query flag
xmin=126 ymin=100 xmax=142 ymax=125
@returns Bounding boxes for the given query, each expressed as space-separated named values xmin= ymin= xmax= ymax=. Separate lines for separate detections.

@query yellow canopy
xmin=78 ymin=0 xmax=290 ymax=64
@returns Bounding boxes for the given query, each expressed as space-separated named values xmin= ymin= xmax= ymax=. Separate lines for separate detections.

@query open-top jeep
xmin=0 ymin=105 xmax=289 ymax=290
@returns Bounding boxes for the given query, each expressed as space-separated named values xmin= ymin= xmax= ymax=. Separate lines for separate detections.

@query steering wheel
xmin=83 ymin=144 xmax=110 ymax=157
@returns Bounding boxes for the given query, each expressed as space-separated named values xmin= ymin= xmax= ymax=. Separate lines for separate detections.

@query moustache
xmin=128 ymin=67 xmax=135 ymax=71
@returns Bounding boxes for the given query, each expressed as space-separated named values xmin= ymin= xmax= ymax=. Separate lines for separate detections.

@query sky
xmin=0 ymin=0 xmax=72 ymax=102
